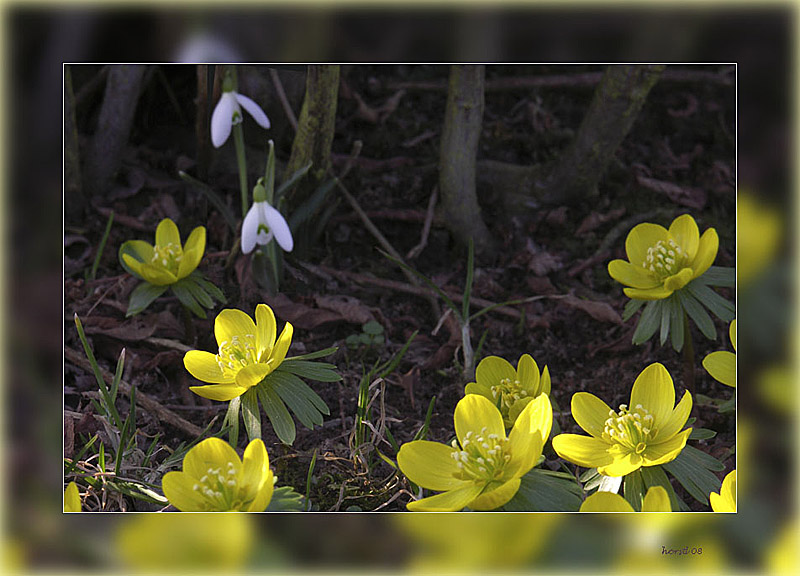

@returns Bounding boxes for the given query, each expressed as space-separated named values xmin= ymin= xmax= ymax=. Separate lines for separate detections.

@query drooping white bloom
xmin=211 ymin=90 xmax=270 ymax=148
xmin=242 ymin=200 xmax=293 ymax=254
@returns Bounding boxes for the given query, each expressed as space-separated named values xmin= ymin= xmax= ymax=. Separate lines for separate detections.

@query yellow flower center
xmin=192 ymin=462 xmax=248 ymax=510
xmin=603 ymin=404 xmax=656 ymax=454
xmin=216 ymin=334 xmax=260 ymax=377
xmin=450 ymin=427 xmax=511 ymax=483
xmin=151 ymin=242 xmax=183 ymax=274
xmin=641 ymin=239 xmax=686 ymax=279
xmin=490 ymin=378 xmax=529 ymax=418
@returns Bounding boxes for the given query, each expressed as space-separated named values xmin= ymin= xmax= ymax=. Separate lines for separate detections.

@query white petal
xmin=256 ymin=203 xmax=272 ymax=245
xmin=241 ymin=203 xmax=260 ymax=254
xmin=211 ymin=92 xmax=236 ymax=148
xmin=264 ymin=204 xmax=293 ymax=252
xmin=235 ymin=94 xmax=271 ymax=129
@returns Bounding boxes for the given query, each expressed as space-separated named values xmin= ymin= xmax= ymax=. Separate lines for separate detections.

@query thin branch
xmin=406 ymin=186 xmax=438 ymax=260
xmin=269 ymin=67 xmax=298 ymax=132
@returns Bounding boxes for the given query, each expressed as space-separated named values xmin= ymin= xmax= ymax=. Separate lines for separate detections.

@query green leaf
xmin=689 ymin=428 xmax=717 ymax=440
xmin=669 ymin=294 xmax=685 ymax=352
xmin=224 ymin=396 xmax=241 ymax=447
xmin=377 ymin=329 xmax=418 ymax=379
xmin=579 ymin=467 xmax=600 ymax=483
xmin=126 ymin=282 xmax=168 ymax=317
xmin=362 ymin=320 xmax=384 ymax=336
xmin=412 ymin=395 xmax=437 ymax=442
xmin=623 ymin=469 xmax=645 ymax=511
xmin=662 ymin=446 xmax=723 ymax=505
xmin=189 ymin=271 xmax=226 ymax=303
xmin=682 ymin=444 xmax=725 ymax=472
xmin=659 ymin=296 xmax=671 ymax=346
xmin=274 ymin=161 xmax=313 ymax=203
xmin=256 ymin=383 xmax=296 ymax=445
xmin=718 ymin=397 xmax=736 ymax=413
xmin=632 ymin=300 xmax=662 ymax=345
xmin=288 ymin=178 xmax=337 ymax=232
xmin=241 ymin=388 xmax=262 ymax=441
xmin=171 ymin=283 xmax=207 ymax=318
xmin=268 ymin=372 xmax=328 ymax=430
xmin=678 ymin=290 xmax=717 ymax=340
xmin=685 ymin=281 xmax=735 ymax=322
xmin=285 ymin=347 xmax=338 ymax=361
xmin=278 ymin=360 xmax=342 ymax=382
xmin=639 ymin=465 xmax=681 ymax=511
xmin=622 ymin=298 xmax=645 ymax=322
xmin=266 ymin=485 xmax=306 ymax=511
xmin=177 ymin=277 xmax=214 ymax=309
xmin=698 ymin=265 xmax=735 ymax=288
xmin=501 ymin=467 xmax=583 ymax=511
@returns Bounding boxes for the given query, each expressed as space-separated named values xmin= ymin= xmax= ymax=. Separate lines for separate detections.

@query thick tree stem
xmin=438 ymin=65 xmax=495 ymax=254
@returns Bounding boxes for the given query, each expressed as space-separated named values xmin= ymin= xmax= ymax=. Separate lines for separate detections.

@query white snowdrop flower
xmin=211 ymin=82 xmax=270 ymax=148
xmin=241 ymin=181 xmax=293 ymax=254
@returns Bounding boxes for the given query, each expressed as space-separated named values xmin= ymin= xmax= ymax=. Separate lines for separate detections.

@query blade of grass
xmin=74 ymin=314 xmax=122 ymax=430
xmin=89 ymin=210 xmax=114 ymax=281
xmin=305 ymin=449 xmax=317 ymax=511
xmin=462 ymin=238 xmax=474 ymax=321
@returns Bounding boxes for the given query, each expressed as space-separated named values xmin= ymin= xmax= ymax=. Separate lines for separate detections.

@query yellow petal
xmin=397 ymin=441 xmax=468 ymax=491
xmin=691 ymin=228 xmax=719 ymax=279
xmin=703 ymin=351 xmax=736 ymax=388
xmin=454 ymin=395 xmax=505 ymax=448
xmin=183 ymin=437 xmax=242 ymax=479
xmin=730 ymin=319 xmax=736 ymax=351
xmin=540 ymin=365 xmax=551 ymax=396
xmin=641 ymin=428 xmax=691 ymax=467
xmin=507 ymin=396 xmax=534 ymax=426
xmin=597 ymin=450 xmax=643 ymax=477
xmin=190 ymin=383 xmax=249 ymax=402
xmin=183 ymin=226 xmax=206 ymax=255
xmin=241 ymin=439 xmax=272 ymax=510
xmin=623 ymin=285 xmax=674 ymax=300
xmin=464 ymin=381 xmax=492 ymax=400
xmin=710 ymin=472 xmax=736 ymax=512
xmin=155 ymin=218 xmax=181 ymax=248
xmin=407 ymin=483 xmax=485 ymax=512
xmin=177 ymin=227 xmax=205 ymax=279
xmin=515 ymin=354 xmax=540 ymax=392
xmin=641 ymin=486 xmax=672 ymax=511
xmin=630 ymin=363 xmax=675 ymax=431
xmin=668 ymin=214 xmax=700 ymax=261
xmin=64 ymin=482 xmax=81 ymax=512
xmin=571 ymin=392 xmax=614 ymax=438
xmin=663 ymin=268 xmax=694 ymax=292
xmin=123 ymin=240 xmax=155 ymax=263
xmin=625 ymin=223 xmax=669 ymax=265
xmin=246 ymin=470 xmax=274 ymax=512
xmin=138 ymin=262 xmax=178 ymax=286
xmin=215 ymin=309 xmax=257 ymax=346
xmin=608 ymin=260 xmax=661 ymax=289
xmin=121 ymin=253 xmax=148 ymax=280
xmin=652 ymin=391 xmax=693 ymax=442
xmin=269 ymin=322 xmax=293 ymax=367
xmin=506 ymin=394 xmax=551 ymax=478
xmin=709 ymin=492 xmax=731 ymax=513
xmin=162 ymin=471 xmax=208 ymax=511
xmin=184 ymin=350 xmax=233 ymax=384
xmin=580 ymin=491 xmax=635 ymax=512
xmin=235 ymin=363 xmax=271 ymax=389
xmin=475 ymin=356 xmax=516 ymax=388
xmin=552 ymin=434 xmax=614 ymax=469
xmin=470 ymin=478 xmax=521 ymax=510
xmin=255 ymin=304 xmax=277 ymax=356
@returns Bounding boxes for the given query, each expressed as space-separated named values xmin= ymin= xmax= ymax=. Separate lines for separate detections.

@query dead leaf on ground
xmin=315 ymin=294 xmax=376 ymax=325
xmin=265 ymin=293 xmax=344 ymax=331
xmin=576 ymin=207 xmax=626 ymax=236
xmin=636 ymin=175 xmax=707 ymax=210
xmin=83 ymin=315 xmax=157 ymax=341
xmin=562 ymin=295 xmax=623 ymax=325
xmin=526 ymin=245 xmax=562 ymax=277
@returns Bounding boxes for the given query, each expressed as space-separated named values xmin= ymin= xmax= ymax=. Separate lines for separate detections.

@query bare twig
xmin=406 ymin=186 xmax=438 ymax=260
xmin=269 ymin=67 xmax=298 ymax=132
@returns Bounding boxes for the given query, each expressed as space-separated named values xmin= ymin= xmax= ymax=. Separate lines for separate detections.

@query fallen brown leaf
xmin=562 ymin=295 xmax=622 ymax=325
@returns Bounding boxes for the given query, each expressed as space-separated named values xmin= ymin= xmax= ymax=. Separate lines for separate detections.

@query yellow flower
xmin=465 ymin=355 xmax=551 ymax=428
xmin=121 ymin=218 xmax=206 ymax=286
xmin=397 ymin=394 xmax=552 ymax=511
xmin=162 ymin=437 xmax=274 ymax=511
xmin=64 ymin=481 xmax=81 ymax=512
xmin=552 ymin=363 xmax=692 ymax=477
xmin=580 ymin=486 xmax=672 ymax=512
xmin=703 ymin=319 xmax=736 ymax=387
xmin=184 ymin=303 xmax=292 ymax=401
xmin=608 ymin=214 xmax=718 ymax=300
xmin=709 ymin=470 xmax=735 ymax=512
xmin=738 ymin=191 xmax=781 ymax=287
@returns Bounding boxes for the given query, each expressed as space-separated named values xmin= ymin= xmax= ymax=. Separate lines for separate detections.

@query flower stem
xmin=682 ymin=310 xmax=695 ymax=395
xmin=182 ymin=305 xmax=196 ymax=346
xmin=233 ymin=122 xmax=249 ymax=218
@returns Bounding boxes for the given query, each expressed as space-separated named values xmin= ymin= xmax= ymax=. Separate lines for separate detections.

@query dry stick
xmin=269 ymin=67 xmax=298 ymax=132
xmin=64 ymin=346 xmax=204 ymax=438
xmin=406 ymin=186 xmax=438 ymax=260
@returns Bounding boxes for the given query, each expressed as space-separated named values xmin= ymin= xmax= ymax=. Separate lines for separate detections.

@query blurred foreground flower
xmin=738 ymin=191 xmax=781 ymax=286
xmin=211 ymin=80 xmax=270 ymax=148
xmin=703 ymin=319 xmax=736 ymax=387
xmin=580 ymin=486 xmax=671 ymax=512
xmin=398 ymin=394 xmax=552 ymax=511
xmin=709 ymin=469 xmax=736 ymax=512
xmin=162 ymin=437 xmax=274 ymax=511
xmin=64 ymin=482 xmax=81 ymax=512
xmin=465 ymin=354 xmax=550 ymax=428
xmin=553 ymin=363 xmax=692 ymax=477
xmin=120 ymin=218 xmax=205 ymax=286
xmin=608 ymin=214 xmax=718 ymax=300
xmin=117 ymin=513 xmax=255 ymax=569
xmin=242 ymin=179 xmax=293 ymax=254
xmin=184 ymin=303 xmax=292 ymax=401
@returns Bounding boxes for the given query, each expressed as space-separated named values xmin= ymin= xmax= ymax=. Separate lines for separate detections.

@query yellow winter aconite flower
xmin=608 ymin=214 xmax=718 ymax=300
xmin=398 ymin=394 xmax=552 ymax=511
xmin=465 ymin=354 xmax=551 ymax=428
xmin=580 ymin=486 xmax=672 ymax=512
xmin=738 ymin=191 xmax=781 ymax=287
xmin=709 ymin=470 xmax=736 ymax=512
xmin=162 ymin=437 xmax=274 ymax=511
xmin=184 ymin=303 xmax=292 ymax=401
xmin=64 ymin=481 xmax=81 ymax=512
xmin=703 ymin=319 xmax=736 ymax=387
xmin=553 ymin=363 xmax=692 ymax=477
xmin=121 ymin=218 xmax=206 ymax=286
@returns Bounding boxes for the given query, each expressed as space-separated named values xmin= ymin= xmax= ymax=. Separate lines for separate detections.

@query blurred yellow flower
xmin=162 ymin=437 xmax=274 ymax=511
xmin=709 ymin=470 xmax=735 ymax=512
xmin=121 ymin=218 xmax=206 ymax=286
xmin=608 ymin=214 xmax=718 ymax=300
xmin=703 ymin=319 xmax=736 ymax=387
xmin=580 ymin=486 xmax=672 ymax=512
xmin=766 ymin=520 xmax=799 ymax=574
xmin=465 ymin=354 xmax=551 ymax=428
xmin=553 ymin=363 xmax=692 ymax=477
xmin=738 ymin=191 xmax=781 ymax=287
xmin=64 ymin=481 xmax=81 ymax=512
xmin=398 ymin=394 xmax=552 ymax=511
xmin=184 ymin=303 xmax=292 ymax=401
